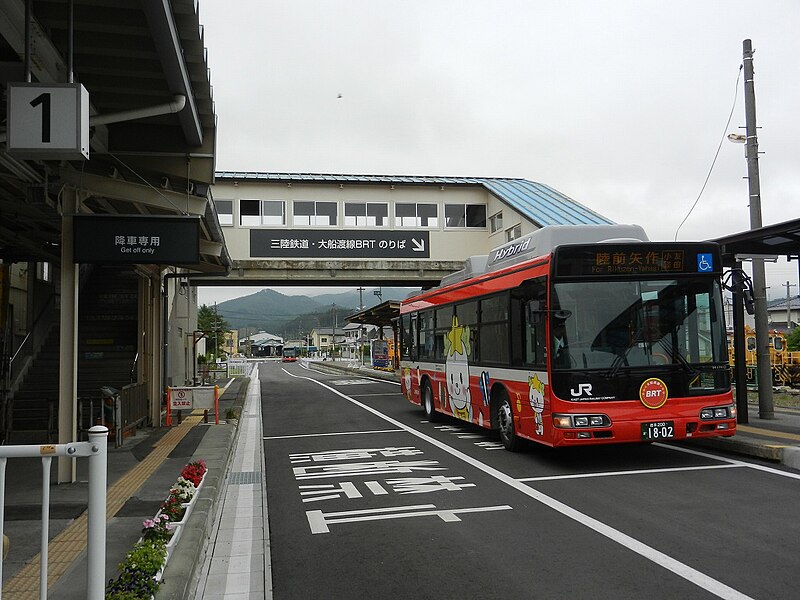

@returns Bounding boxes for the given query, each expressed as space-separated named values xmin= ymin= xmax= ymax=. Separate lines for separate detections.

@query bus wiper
xmin=604 ymin=322 xmax=645 ymax=379
xmin=658 ymin=338 xmax=699 ymax=376
xmin=604 ymin=348 xmax=630 ymax=379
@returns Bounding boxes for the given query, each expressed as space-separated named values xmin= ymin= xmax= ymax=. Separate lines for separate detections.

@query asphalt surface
xmin=260 ymin=361 xmax=800 ymax=600
xmin=2 ymin=360 xmax=799 ymax=599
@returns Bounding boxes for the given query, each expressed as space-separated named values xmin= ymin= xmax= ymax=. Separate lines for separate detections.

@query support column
xmin=150 ymin=273 xmax=163 ymax=427
xmin=58 ymin=188 xmax=79 ymax=483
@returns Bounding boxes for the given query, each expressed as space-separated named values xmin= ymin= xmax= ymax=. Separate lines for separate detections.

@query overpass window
xmin=395 ymin=203 xmax=438 ymax=228
xmin=345 ymin=202 xmax=388 ymax=227
xmin=261 ymin=201 xmax=285 ymax=225
xmin=216 ymin=200 xmax=233 ymax=226
xmin=239 ymin=199 xmax=285 ymax=226
xmin=445 ymin=204 xmax=487 ymax=228
xmin=490 ymin=211 xmax=503 ymax=233
xmin=294 ymin=201 xmax=338 ymax=226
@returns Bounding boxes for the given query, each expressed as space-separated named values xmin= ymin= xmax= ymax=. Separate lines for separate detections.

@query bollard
xmin=86 ymin=425 xmax=108 ymax=600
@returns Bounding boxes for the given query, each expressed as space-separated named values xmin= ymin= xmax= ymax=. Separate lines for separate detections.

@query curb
xmin=782 ymin=446 xmax=800 ymax=471
xmin=305 ymin=360 xmax=400 ymax=383
xmin=687 ymin=435 xmax=800 ymax=472
xmin=155 ymin=378 xmax=250 ymax=600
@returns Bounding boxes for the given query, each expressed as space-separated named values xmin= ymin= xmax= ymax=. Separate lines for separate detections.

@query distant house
xmin=766 ymin=295 xmax=800 ymax=334
xmin=221 ymin=330 xmax=239 ymax=356
xmin=309 ymin=327 xmax=346 ymax=356
xmin=239 ymin=331 xmax=283 ymax=357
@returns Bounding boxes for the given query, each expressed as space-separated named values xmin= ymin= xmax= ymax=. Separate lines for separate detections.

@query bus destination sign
xmin=554 ymin=244 xmax=721 ymax=277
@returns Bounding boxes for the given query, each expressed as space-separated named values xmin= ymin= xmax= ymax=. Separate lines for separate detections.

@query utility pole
xmin=357 ymin=286 xmax=365 ymax=310
xmin=742 ymin=38 xmax=773 ymax=419
xmin=213 ymin=301 xmax=219 ymax=361
xmin=784 ymin=281 xmax=797 ymax=331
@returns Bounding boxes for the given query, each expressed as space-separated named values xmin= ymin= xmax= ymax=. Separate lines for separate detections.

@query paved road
xmin=259 ymin=361 xmax=800 ymax=600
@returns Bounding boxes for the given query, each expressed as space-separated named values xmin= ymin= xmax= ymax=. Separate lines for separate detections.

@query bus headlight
xmin=553 ymin=414 xmax=611 ymax=428
xmin=700 ymin=405 xmax=734 ymax=420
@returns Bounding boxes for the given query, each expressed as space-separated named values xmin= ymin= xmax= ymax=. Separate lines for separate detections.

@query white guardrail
xmin=0 ymin=425 xmax=108 ymax=600
xmin=226 ymin=358 xmax=252 ymax=377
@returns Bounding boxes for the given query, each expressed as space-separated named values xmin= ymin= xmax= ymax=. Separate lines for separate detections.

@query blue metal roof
xmin=214 ymin=172 xmax=614 ymax=227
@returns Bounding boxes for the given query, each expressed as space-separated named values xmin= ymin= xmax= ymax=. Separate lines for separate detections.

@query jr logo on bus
xmin=639 ymin=378 xmax=668 ymax=409
xmin=570 ymin=383 xmax=593 ymax=398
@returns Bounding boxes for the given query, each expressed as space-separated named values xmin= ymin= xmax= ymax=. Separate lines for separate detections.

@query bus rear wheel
xmin=422 ymin=381 xmax=439 ymax=422
xmin=497 ymin=392 xmax=521 ymax=451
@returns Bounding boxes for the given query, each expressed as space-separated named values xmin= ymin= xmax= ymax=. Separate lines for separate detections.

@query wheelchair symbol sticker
xmin=697 ymin=253 xmax=713 ymax=272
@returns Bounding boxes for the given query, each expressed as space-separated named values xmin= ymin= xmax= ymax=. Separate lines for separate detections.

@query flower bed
xmin=106 ymin=460 xmax=207 ymax=600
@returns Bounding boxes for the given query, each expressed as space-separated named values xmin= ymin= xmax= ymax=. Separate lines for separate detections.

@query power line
xmin=674 ymin=64 xmax=743 ymax=241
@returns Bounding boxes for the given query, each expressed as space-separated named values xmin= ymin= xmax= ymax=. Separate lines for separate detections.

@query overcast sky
xmin=197 ymin=0 xmax=800 ymax=305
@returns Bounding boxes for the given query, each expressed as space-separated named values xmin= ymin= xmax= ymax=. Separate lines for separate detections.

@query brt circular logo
xmin=639 ymin=378 xmax=668 ymax=409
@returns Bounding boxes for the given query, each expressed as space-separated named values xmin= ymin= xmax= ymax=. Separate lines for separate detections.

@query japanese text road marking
xmin=306 ymin=504 xmax=512 ymax=534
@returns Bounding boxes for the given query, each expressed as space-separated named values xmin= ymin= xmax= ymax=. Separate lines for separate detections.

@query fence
xmin=78 ymin=382 xmax=149 ymax=447
xmin=0 ymin=426 xmax=108 ymax=600
xmin=227 ymin=359 xmax=252 ymax=377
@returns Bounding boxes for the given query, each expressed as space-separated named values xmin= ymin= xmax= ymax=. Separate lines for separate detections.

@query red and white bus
xmin=399 ymin=224 xmax=736 ymax=450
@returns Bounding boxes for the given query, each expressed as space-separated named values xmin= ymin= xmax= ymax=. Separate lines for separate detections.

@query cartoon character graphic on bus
xmin=528 ymin=373 xmax=545 ymax=436
xmin=402 ymin=367 xmax=413 ymax=401
xmin=445 ymin=316 xmax=472 ymax=422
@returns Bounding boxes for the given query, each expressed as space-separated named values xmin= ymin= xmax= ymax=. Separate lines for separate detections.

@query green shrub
xmin=105 ymin=540 xmax=166 ymax=599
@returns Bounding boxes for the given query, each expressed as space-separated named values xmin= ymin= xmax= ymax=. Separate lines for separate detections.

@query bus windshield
xmin=550 ymin=278 xmax=727 ymax=371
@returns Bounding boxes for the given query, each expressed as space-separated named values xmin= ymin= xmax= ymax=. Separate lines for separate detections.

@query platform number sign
xmin=6 ymin=83 xmax=89 ymax=160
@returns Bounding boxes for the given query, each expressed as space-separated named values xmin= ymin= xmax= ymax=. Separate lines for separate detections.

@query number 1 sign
xmin=6 ymin=82 xmax=89 ymax=160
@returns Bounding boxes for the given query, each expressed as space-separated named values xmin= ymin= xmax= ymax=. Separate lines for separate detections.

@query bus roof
xmin=403 ymin=224 xmax=649 ymax=311
xmin=438 ymin=224 xmax=648 ymax=288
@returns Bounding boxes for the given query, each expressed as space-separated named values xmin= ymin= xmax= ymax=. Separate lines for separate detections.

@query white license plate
xmin=641 ymin=421 xmax=674 ymax=440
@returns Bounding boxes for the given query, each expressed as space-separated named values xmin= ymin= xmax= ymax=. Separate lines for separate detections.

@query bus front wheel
xmin=497 ymin=392 xmax=521 ymax=451
xmin=422 ymin=381 xmax=439 ymax=422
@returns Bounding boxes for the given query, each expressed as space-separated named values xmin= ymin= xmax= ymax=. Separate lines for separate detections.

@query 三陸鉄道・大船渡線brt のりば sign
xmin=250 ymin=229 xmax=430 ymax=259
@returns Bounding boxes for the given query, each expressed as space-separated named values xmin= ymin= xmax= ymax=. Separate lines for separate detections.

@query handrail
xmin=9 ymin=291 xmax=56 ymax=366
xmin=129 ymin=352 xmax=139 ymax=384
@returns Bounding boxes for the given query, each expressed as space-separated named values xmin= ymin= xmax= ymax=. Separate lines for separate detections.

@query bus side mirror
xmin=743 ymin=289 xmax=755 ymax=315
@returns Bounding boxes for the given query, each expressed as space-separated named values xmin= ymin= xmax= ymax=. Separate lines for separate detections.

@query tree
xmin=197 ymin=304 xmax=230 ymax=357
xmin=786 ymin=326 xmax=800 ymax=352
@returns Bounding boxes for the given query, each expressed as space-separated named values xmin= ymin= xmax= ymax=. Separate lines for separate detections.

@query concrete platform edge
xmin=155 ymin=379 xmax=250 ymax=600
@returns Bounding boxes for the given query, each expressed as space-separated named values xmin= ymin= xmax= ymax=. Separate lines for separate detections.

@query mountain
xmin=210 ymin=287 xmax=419 ymax=337
xmin=312 ymin=287 xmax=420 ymax=309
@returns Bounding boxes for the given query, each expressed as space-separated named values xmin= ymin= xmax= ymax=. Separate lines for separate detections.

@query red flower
xmin=180 ymin=460 xmax=207 ymax=487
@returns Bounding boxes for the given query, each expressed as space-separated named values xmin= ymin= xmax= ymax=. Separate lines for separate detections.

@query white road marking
xmin=656 ymin=442 xmax=800 ymax=481
xmin=284 ymin=369 xmax=755 ymax=600
xmin=264 ymin=429 xmax=403 ymax=440
xmin=518 ymin=463 xmax=743 ymax=482
xmin=306 ymin=503 xmax=513 ymax=534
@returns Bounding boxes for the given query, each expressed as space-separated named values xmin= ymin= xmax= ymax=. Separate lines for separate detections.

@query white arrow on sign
xmin=412 ymin=238 xmax=425 ymax=252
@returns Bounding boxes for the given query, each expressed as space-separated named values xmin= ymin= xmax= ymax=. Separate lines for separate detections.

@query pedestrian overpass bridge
xmin=197 ymin=172 xmax=615 ymax=287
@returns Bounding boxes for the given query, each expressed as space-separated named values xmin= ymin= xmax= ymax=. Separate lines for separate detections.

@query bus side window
xmin=520 ymin=280 xmax=547 ymax=367
xmin=410 ymin=315 xmax=418 ymax=361
xmin=419 ymin=309 xmax=435 ymax=361
xmin=401 ymin=314 xmax=416 ymax=361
